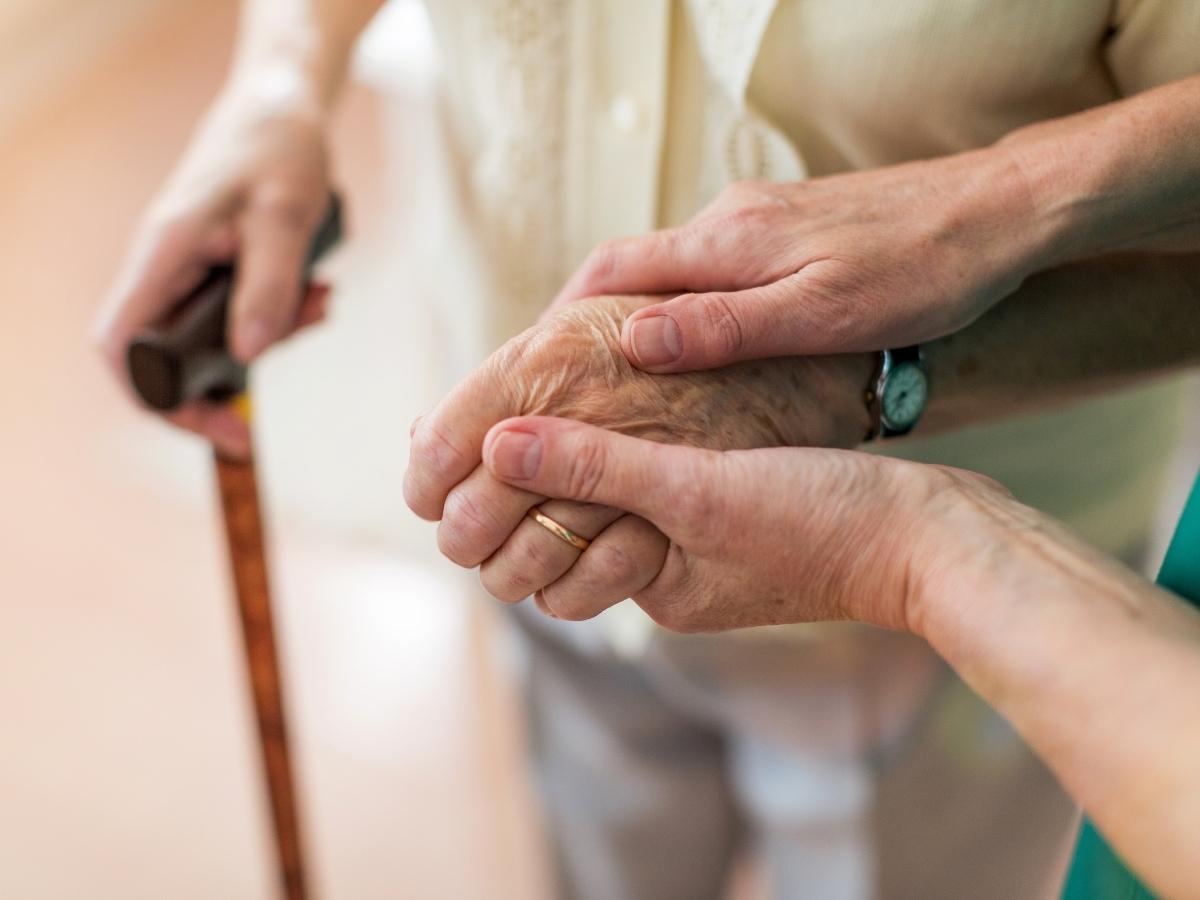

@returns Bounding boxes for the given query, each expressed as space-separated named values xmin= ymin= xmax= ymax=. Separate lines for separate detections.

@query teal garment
xmin=1062 ymin=471 xmax=1200 ymax=900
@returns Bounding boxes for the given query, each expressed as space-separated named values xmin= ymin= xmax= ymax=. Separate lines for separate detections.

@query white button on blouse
xmin=608 ymin=95 xmax=642 ymax=134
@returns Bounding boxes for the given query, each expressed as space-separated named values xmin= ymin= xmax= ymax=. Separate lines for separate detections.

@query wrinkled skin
xmin=405 ymin=294 xmax=873 ymax=611
xmin=481 ymin=416 xmax=979 ymax=630
xmin=500 ymin=298 xmax=865 ymax=449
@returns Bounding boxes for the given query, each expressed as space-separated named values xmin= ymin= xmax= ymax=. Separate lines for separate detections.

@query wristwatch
xmin=864 ymin=346 xmax=929 ymax=441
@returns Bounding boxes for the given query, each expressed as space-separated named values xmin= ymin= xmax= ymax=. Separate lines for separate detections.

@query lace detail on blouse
xmin=468 ymin=0 xmax=571 ymax=313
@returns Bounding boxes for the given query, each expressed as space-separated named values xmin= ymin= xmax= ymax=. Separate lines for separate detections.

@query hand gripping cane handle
xmin=125 ymin=194 xmax=343 ymax=411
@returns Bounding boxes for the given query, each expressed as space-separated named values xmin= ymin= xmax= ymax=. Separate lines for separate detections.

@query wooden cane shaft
xmin=215 ymin=450 xmax=308 ymax=900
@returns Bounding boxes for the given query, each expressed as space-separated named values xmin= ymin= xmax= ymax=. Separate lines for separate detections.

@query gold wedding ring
xmin=527 ymin=507 xmax=591 ymax=551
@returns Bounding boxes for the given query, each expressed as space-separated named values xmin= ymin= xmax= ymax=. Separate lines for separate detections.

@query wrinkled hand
xmin=93 ymin=91 xmax=333 ymax=457
xmin=553 ymin=147 xmax=1053 ymax=373
xmin=405 ymin=295 xmax=872 ymax=613
xmin=482 ymin=416 xmax=989 ymax=631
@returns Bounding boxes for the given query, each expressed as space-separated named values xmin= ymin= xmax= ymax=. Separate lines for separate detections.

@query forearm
xmin=1002 ymin=73 xmax=1200 ymax=264
xmin=919 ymin=252 xmax=1200 ymax=435
xmin=893 ymin=75 xmax=1200 ymax=435
xmin=226 ymin=0 xmax=387 ymax=113
xmin=913 ymin=495 xmax=1200 ymax=898
xmin=726 ymin=249 xmax=1199 ymax=448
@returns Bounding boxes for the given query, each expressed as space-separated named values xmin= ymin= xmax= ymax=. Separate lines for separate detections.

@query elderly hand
xmin=480 ymin=415 xmax=992 ymax=630
xmin=93 ymin=90 xmax=334 ymax=458
xmin=552 ymin=146 xmax=1054 ymax=373
xmin=405 ymin=295 xmax=873 ymax=610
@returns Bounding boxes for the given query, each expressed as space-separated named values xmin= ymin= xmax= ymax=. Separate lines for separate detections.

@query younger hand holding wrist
xmin=552 ymin=146 xmax=1051 ymax=373
xmin=482 ymin=416 xmax=966 ymax=631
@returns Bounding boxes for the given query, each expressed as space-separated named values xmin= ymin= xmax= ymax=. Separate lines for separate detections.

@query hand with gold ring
xmin=405 ymin=294 xmax=872 ymax=614
xmin=508 ymin=503 xmax=667 ymax=619
xmin=480 ymin=414 xmax=954 ymax=629
xmin=438 ymin=464 xmax=667 ymax=618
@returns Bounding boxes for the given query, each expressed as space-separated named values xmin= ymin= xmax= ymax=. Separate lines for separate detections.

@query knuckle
xmin=641 ymin=228 xmax=679 ymax=267
xmin=483 ymin=534 xmax=561 ymax=603
xmin=539 ymin=574 xmax=613 ymax=622
xmin=250 ymin=186 xmax=313 ymax=232
xmin=479 ymin=569 xmax=525 ymax=604
xmin=559 ymin=602 xmax=602 ymax=622
xmin=410 ymin=420 xmax=467 ymax=483
xmin=578 ymin=240 xmax=622 ymax=294
xmin=539 ymin=587 xmax=590 ymax=621
xmin=513 ymin=527 xmax=561 ymax=574
xmin=698 ymin=293 xmax=744 ymax=360
xmin=583 ymin=232 xmax=658 ymax=295
xmin=563 ymin=439 xmax=608 ymax=503
xmin=550 ymin=542 xmax=639 ymax=619
xmin=478 ymin=566 xmax=527 ymax=604
xmin=437 ymin=489 xmax=496 ymax=566
xmin=719 ymin=181 xmax=775 ymax=213
xmin=403 ymin=473 xmax=440 ymax=522
xmin=723 ymin=205 xmax=763 ymax=231
xmin=586 ymin=539 xmax=640 ymax=589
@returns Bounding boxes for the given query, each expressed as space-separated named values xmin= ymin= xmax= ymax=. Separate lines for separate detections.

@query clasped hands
xmin=405 ymin=294 xmax=873 ymax=621
xmin=404 ymin=292 xmax=961 ymax=631
xmin=404 ymin=146 xmax=1055 ymax=631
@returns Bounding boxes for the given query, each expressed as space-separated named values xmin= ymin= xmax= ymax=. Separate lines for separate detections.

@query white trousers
xmin=511 ymin=606 xmax=1077 ymax=900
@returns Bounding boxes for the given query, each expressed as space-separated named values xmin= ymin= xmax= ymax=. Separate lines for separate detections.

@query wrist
xmin=836 ymin=459 xmax=966 ymax=633
xmin=943 ymin=143 xmax=1071 ymax=285
xmin=992 ymin=98 xmax=1184 ymax=267
xmin=902 ymin=473 xmax=1108 ymax=696
xmin=791 ymin=352 xmax=876 ymax=449
xmin=222 ymin=53 xmax=333 ymax=124
xmin=228 ymin=17 xmax=356 ymax=118
xmin=898 ymin=468 xmax=1021 ymax=643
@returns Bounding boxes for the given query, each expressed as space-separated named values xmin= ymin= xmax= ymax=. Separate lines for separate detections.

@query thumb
xmin=482 ymin=417 xmax=715 ymax=534
xmin=620 ymin=276 xmax=818 ymax=373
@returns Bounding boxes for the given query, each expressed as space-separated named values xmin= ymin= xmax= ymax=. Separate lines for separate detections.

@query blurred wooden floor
xmin=0 ymin=2 xmax=550 ymax=898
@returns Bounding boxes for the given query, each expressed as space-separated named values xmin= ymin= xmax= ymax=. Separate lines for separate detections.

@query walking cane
xmin=125 ymin=196 xmax=343 ymax=900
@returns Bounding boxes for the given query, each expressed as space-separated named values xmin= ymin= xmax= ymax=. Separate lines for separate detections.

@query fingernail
xmin=629 ymin=315 xmax=682 ymax=366
xmin=489 ymin=430 xmax=542 ymax=480
xmin=241 ymin=314 xmax=280 ymax=360
xmin=234 ymin=321 xmax=267 ymax=362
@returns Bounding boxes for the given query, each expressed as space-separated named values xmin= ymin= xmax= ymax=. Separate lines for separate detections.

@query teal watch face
xmin=881 ymin=361 xmax=928 ymax=430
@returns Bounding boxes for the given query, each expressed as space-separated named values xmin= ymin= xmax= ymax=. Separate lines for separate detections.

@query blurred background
xmin=0 ymin=1 xmax=554 ymax=897
xmin=1 ymin=2 xmax=1197 ymax=899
